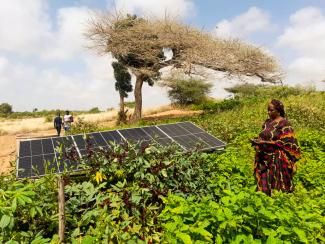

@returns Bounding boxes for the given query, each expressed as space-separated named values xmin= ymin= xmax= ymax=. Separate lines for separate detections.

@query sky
xmin=0 ymin=0 xmax=325 ymax=111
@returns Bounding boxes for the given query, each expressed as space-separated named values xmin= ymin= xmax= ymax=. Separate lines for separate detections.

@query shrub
xmin=226 ymin=84 xmax=313 ymax=100
xmin=68 ymin=117 xmax=99 ymax=134
xmin=0 ymin=103 xmax=13 ymax=114
xmin=163 ymin=79 xmax=213 ymax=105
xmin=125 ymin=101 xmax=135 ymax=108
xmin=44 ymin=115 xmax=53 ymax=123
xmin=193 ymin=98 xmax=242 ymax=112
xmin=88 ymin=107 xmax=101 ymax=113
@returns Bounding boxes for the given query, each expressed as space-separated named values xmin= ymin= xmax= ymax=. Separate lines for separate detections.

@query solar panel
xmin=16 ymin=122 xmax=226 ymax=178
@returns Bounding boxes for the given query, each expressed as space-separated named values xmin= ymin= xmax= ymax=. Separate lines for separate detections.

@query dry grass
xmin=0 ymin=105 xmax=175 ymax=135
xmin=142 ymin=105 xmax=174 ymax=116
xmin=0 ymin=118 xmax=53 ymax=135
xmin=75 ymin=109 xmax=118 ymax=123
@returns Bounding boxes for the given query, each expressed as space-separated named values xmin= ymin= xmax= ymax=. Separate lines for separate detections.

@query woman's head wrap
xmin=271 ymin=99 xmax=285 ymax=117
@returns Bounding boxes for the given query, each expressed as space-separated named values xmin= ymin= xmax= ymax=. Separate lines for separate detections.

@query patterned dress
xmin=254 ymin=118 xmax=301 ymax=195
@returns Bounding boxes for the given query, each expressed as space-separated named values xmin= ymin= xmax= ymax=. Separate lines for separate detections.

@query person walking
xmin=54 ymin=112 xmax=63 ymax=136
xmin=63 ymin=110 xmax=74 ymax=133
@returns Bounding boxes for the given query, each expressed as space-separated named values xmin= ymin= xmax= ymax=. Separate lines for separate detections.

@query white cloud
xmin=277 ymin=7 xmax=325 ymax=84
xmin=0 ymin=0 xmax=176 ymax=111
xmin=0 ymin=0 xmax=51 ymax=55
xmin=0 ymin=54 xmax=120 ymax=111
xmin=107 ymin=0 xmax=195 ymax=19
xmin=215 ymin=7 xmax=273 ymax=39
xmin=0 ymin=1 xmax=93 ymax=61
xmin=41 ymin=7 xmax=93 ymax=60
xmin=277 ymin=7 xmax=325 ymax=57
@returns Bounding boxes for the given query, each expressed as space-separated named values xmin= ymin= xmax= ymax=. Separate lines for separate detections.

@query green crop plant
xmin=0 ymin=85 xmax=324 ymax=242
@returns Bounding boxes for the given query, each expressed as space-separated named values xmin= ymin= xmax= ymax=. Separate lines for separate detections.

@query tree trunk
xmin=132 ymin=75 xmax=144 ymax=121
xmin=118 ymin=93 xmax=126 ymax=124
xmin=58 ymin=177 xmax=65 ymax=243
xmin=119 ymin=93 xmax=125 ymax=114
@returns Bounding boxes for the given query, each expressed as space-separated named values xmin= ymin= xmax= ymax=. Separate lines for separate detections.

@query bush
xmin=226 ymin=84 xmax=313 ymax=100
xmin=124 ymin=101 xmax=135 ymax=108
xmin=193 ymin=98 xmax=242 ymax=112
xmin=44 ymin=115 xmax=53 ymax=123
xmin=163 ymin=79 xmax=213 ymax=105
xmin=0 ymin=103 xmax=12 ymax=114
xmin=88 ymin=107 xmax=101 ymax=113
xmin=68 ymin=117 xmax=99 ymax=134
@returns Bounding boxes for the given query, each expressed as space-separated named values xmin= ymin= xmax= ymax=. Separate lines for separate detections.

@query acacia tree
xmin=86 ymin=13 xmax=282 ymax=121
xmin=163 ymin=79 xmax=213 ymax=105
xmin=112 ymin=61 xmax=132 ymax=123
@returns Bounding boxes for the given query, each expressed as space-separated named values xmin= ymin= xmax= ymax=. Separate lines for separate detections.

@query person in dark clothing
xmin=54 ymin=113 xmax=63 ymax=136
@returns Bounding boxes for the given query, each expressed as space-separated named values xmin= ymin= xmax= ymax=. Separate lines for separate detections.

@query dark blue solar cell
xmin=118 ymin=128 xmax=151 ymax=141
xmin=31 ymin=155 xmax=45 ymax=176
xmin=73 ymin=135 xmax=86 ymax=150
xmin=177 ymin=122 xmax=205 ymax=134
xmin=142 ymin=126 xmax=167 ymax=139
xmin=91 ymin=132 xmax=108 ymax=147
xmin=158 ymin=124 xmax=189 ymax=137
xmin=19 ymin=141 xmax=31 ymax=157
xmin=172 ymin=134 xmax=209 ymax=150
xmin=57 ymin=152 xmax=80 ymax=173
xmin=18 ymin=157 xmax=32 ymax=178
xmin=31 ymin=140 xmax=42 ymax=156
xmin=85 ymin=134 xmax=98 ymax=148
xmin=194 ymin=133 xmax=226 ymax=148
xmin=156 ymin=137 xmax=174 ymax=147
xmin=43 ymin=154 xmax=59 ymax=173
xmin=100 ymin=130 xmax=123 ymax=144
xmin=42 ymin=139 xmax=54 ymax=154
xmin=52 ymin=137 xmax=64 ymax=149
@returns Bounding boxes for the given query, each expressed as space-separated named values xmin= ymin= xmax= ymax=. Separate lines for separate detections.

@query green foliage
xmin=88 ymin=107 xmax=101 ymax=113
xmin=1 ymin=85 xmax=324 ymax=242
xmin=0 ymin=109 xmax=91 ymax=119
xmin=68 ymin=117 xmax=99 ymax=135
xmin=163 ymin=79 xmax=213 ymax=105
xmin=225 ymin=83 xmax=314 ymax=99
xmin=0 ymin=102 xmax=13 ymax=115
xmin=0 ymin=174 xmax=58 ymax=243
xmin=125 ymin=101 xmax=136 ymax=108
xmin=112 ymin=61 xmax=132 ymax=98
xmin=44 ymin=114 xmax=53 ymax=123
xmin=193 ymin=98 xmax=242 ymax=113
xmin=159 ymin=143 xmax=325 ymax=243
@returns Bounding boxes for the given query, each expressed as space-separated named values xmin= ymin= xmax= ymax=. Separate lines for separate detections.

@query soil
xmin=0 ymin=109 xmax=202 ymax=174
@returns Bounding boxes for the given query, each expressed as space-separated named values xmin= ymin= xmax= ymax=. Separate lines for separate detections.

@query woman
xmin=251 ymin=99 xmax=300 ymax=195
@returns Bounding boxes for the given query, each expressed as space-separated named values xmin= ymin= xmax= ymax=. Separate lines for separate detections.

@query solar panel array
xmin=17 ymin=122 xmax=226 ymax=178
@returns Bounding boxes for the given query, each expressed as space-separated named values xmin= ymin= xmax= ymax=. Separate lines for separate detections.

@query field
xmin=0 ymin=106 xmax=200 ymax=174
xmin=0 ymin=85 xmax=324 ymax=243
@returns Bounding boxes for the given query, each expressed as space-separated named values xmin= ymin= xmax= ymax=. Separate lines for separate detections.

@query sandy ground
xmin=0 ymin=108 xmax=201 ymax=174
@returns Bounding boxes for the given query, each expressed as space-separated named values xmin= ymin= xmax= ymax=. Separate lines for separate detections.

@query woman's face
xmin=268 ymin=103 xmax=279 ymax=119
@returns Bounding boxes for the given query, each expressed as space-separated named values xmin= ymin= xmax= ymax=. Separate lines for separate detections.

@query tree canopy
xmin=0 ymin=103 xmax=13 ymax=114
xmin=112 ymin=61 xmax=132 ymax=98
xmin=86 ymin=13 xmax=282 ymax=120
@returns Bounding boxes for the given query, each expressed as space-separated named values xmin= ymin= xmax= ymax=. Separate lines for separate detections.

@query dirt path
xmin=0 ymin=109 xmax=202 ymax=174
xmin=0 ymin=129 xmax=57 ymax=174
